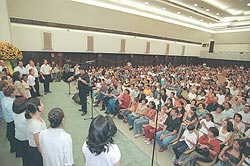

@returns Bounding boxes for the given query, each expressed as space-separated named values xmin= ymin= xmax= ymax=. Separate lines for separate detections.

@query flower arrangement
xmin=0 ymin=41 xmax=23 ymax=60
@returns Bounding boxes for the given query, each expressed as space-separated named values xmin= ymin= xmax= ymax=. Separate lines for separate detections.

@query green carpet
xmin=0 ymin=82 xmax=159 ymax=166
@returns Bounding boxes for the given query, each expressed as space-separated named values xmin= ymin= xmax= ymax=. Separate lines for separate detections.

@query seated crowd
xmin=0 ymin=61 xmax=250 ymax=166
xmin=91 ymin=64 xmax=250 ymax=166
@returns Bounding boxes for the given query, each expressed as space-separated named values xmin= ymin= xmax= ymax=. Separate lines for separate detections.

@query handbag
xmin=196 ymin=144 xmax=210 ymax=157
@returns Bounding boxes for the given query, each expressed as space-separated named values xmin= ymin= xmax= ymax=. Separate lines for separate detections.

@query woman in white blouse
xmin=39 ymin=108 xmax=74 ymax=166
xmin=217 ymin=120 xmax=234 ymax=148
xmin=25 ymin=98 xmax=46 ymax=166
xmin=82 ymin=115 xmax=121 ymax=166
xmin=231 ymin=113 xmax=246 ymax=138
xmin=13 ymin=97 xmax=29 ymax=166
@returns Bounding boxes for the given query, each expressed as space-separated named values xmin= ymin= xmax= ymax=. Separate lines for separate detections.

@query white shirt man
xmin=238 ymin=105 xmax=250 ymax=128
xmin=179 ymin=129 xmax=198 ymax=149
xmin=26 ymin=63 xmax=39 ymax=78
xmin=14 ymin=61 xmax=27 ymax=75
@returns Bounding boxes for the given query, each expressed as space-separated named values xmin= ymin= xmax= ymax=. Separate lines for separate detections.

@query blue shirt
xmin=1 ymin=96 xmax=15 ymax=123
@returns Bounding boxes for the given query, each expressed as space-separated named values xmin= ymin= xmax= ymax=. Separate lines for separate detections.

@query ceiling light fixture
xmin=177 ymin=12 xmax=181 ymax=14
xmin=162 ymin=7 xmax=166 ymax=10
xmin=189 ymin=16 xmax=193 ymax=18
xmin=145 ymin=1 xmax=149 ymax=5
xmin=194 ymin=4 xmax=198 ymax=6
xmin=200 ymin=19 xmax=203 ymax=22
xmin=206 ymin=9 xmax=210 ymax=11
xmin=216 ymin=13 xmax=220 ymax=15
xmin=247 ymin=3 xmax=250 ymax=6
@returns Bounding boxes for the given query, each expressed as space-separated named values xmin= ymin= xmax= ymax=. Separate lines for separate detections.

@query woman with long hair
xmin=82 ymin=115 xmax=121 ymax=166
xmin=25 ymin=98 xmax=46 ymax=166
xmin=39 ymin=108 xmax=74 ymax=166
xmin=217 ymin=139 xmax=245 ymax=166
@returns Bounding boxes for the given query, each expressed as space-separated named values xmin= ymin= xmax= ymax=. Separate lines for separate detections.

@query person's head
xmin=12 ymin=71 xmax=22 ymax=83
xmin=25 ymin=98 xmax=44 ymax=119
xmin=12 ymin=97 xmax=28 ymax=114
xmin=29 ymin=60 xmax=34 ymax=66
xmin=233 ymin=113 xmax=242 ymax=123
xmin=141 ymin=98 xmax=148 ymax=105
xmin=205 ymin=113 xmax=214 ymax=122
xmin=214 ymin=96 xmax=218 ymax=103
xmin=43 ymin=59 xmax=48 ymax=65
xmin=198 ymin=102 xmax=205 ymax=109
xmin=148 ymin=101 xmax=156 ymax=109
xmin=7 ymin=75 xmax=13 ymax=84
xmin=29 ymin=68 xmax=34 ymax=76
xmin=3 ymin=85 xmax=16 ymax=97
xmin=87 ymin=115 xmax=117 ymax=155
xmin=0 ymin=80 xmax=8 ymax=91
xmin=0 ymin=60 xmax=4 ymax=66
xmin=170 ymin=108 xmax=179 ymax=117
xmin=18 ymin=61 xmax=23 ymax=67
xmin=187 ymin=124 xmax=195 ymax=134
xmin=244 ymin=105 xmax=250 ymax=113
xmin=22 ymin=74 xmax=28 ymax=82
xmin=222 ymin=120 xmax=234 ymax=132
xmin=224 ymin=102 xmax=232 ymax=109
xmin=166 ymin=98 xmax=173 ymax=105
xmin=190 ymin=106 xmax=196 ymax=114
xmin=124 ymin=89 xmax=130 ymax=95
xmin=190 ymin=99 xmax=197 ymax=106
xmin=79 ymin=66 xmax=85 ymax=74
xmin=232 ymin=139 xmax=245 ymax=152
xmin=48 ymin=108 xmax=64 ymax=128
xmin=177 ymin=101 xmax=184 ymax=108
xmin=208 ymin=127 xmax=219 ymax=138
xmin=216 ymin=105 xmax=224 ymax=113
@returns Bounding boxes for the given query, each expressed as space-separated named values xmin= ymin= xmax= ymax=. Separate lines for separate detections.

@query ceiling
xmin=72 ymin=0 xmax=250 ymax=33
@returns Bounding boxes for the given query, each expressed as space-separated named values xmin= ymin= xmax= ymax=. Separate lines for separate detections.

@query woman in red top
xmin=176 ymin=127 xmax=220 ymax=166
xmin=111 ymin=89 xmax=131 ymax=118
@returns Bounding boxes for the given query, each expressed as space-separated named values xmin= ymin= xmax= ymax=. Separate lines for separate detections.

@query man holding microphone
xmin=68 ymin=66 xmax=90 ymax=116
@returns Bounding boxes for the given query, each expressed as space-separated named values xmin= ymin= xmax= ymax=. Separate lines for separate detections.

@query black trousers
xmin=43 ymin=75 xmax=50 ymax=92
xmin=29 ymin=86 xmax=37 ymax=98
xmin=16 ymin=139 xmax=30 ymax=166
xmin=172 ymin=140 xmax=188 ymax=159
xmin=28 ymin=146 xmax=43 ymax=166
xmin=6 ymin=121 xmax=16 ymax=153
xmin=79 ymin=89 xmax=88 ymax=112
xmin=35 ymin=77 xmax=40 ymax=95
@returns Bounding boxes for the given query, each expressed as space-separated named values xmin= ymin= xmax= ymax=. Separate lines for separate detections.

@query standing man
xmin=26 ymin=60 xmax=42 ymax=96
xmin=14 ymin=61 xmax=27 ymax=76
xmin=68 ymin=66 xmax=90 ymax=116
xmin=40 ymin=59 xmax=51 ymax=95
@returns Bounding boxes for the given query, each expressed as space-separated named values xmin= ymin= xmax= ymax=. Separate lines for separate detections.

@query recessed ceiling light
xmin=209 ymin=22 xmax=212 ymax=24
xmin=189 ymin=16 xmax=193 ymax=18
xmin=177 ymin=12 xmax=181 ymax=14
xmin=145 ymin=2 xmax=149 ymax=5
xmin=216 ymin=12 xmax=220 ymax=15
xmin=194 ymin=4 xmax=198 ymax=6
xmin=200 ymin=19 xmax=203 ymax=22
xmin=206 ymin=9 xmax=210 ymax=11
xmin=162 ymin=7 xmax=166 ymax=10
xmin=247 ymin=3 xmax=250 ymax=6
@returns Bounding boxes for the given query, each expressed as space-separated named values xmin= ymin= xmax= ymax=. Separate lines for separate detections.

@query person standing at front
xmin=68 ymin=66 xmax=90 ymax=116
xmin=40 ymin=59 xmax=51 ymax=95
xmin=39 ymin=108 xmax=74 ymax=166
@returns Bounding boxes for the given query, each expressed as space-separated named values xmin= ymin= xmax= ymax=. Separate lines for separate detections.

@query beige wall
xmin=0 ymin=0 xmax=12 ymax=42
xmin=7 ymin=0 xmax=211 ymax=43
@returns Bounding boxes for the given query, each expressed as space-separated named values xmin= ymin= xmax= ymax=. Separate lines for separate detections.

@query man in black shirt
xmin=156 ymin=108 xmax=181 ymax=152
xmin=206 ymin=96 xmax=220 ymax=112
xmin=68 ymin=66 xmax=90 ymax=116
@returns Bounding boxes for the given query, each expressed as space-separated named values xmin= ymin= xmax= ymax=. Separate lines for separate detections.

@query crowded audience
xmin=0 ymin=59 xmax=250 ymax=166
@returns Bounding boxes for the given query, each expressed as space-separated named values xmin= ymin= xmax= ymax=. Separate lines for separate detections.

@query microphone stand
xmin=84 ymin=71 xmax=94 ymax=120
xmin=151 ymin=74 xmax=162 ymax=166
